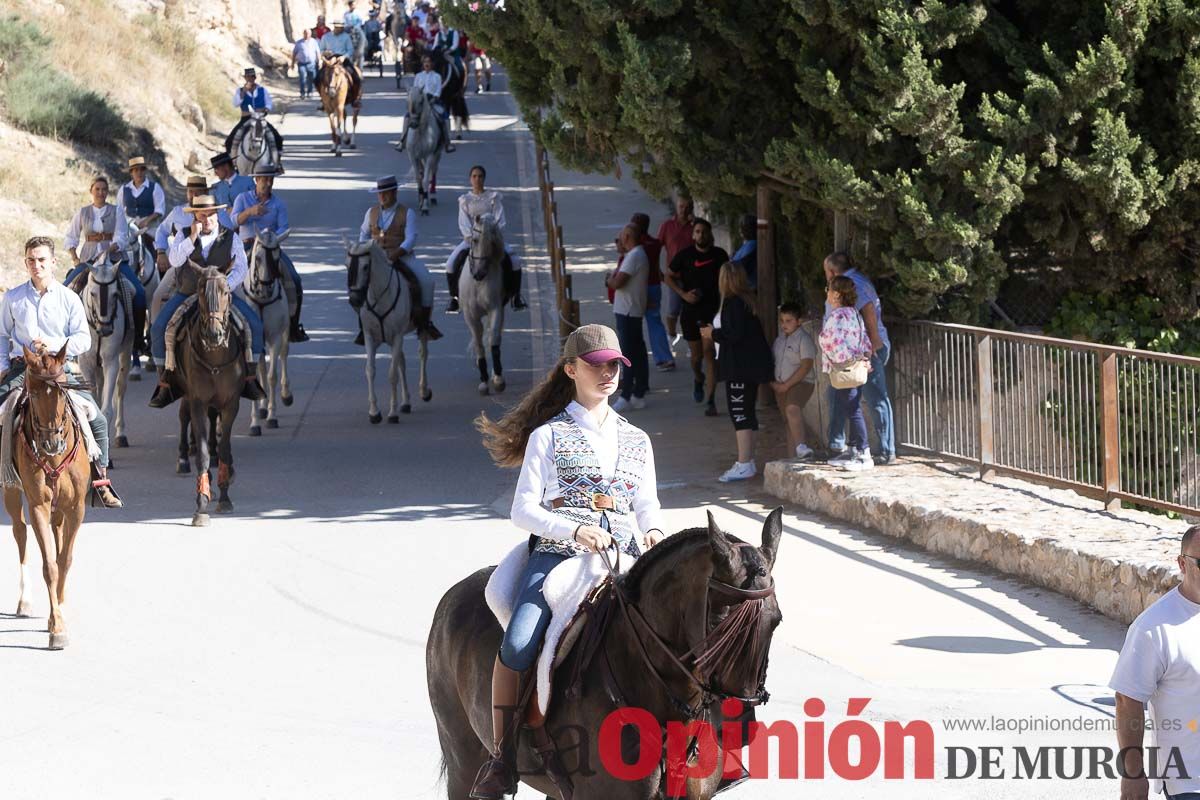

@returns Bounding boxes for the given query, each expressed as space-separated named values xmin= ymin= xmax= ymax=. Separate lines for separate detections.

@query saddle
xmin=70 ymin=269 xmax=136 ymax=327
xmin=390 ymin=257 xmax=425 ymax=326
xmin=450 ymin=248 xmax=518 ymax=302
xmin=162 ymin=297 xmax=254 ymax=373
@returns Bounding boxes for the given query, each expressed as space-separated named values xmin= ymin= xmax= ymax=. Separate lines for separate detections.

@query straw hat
xmin=369 ymin=175 xmax=399 ymax=193
xmin=127 ymin=156 xmax=147 ymax=170
xmin=183 ymin=195 xmax=228 ymax=213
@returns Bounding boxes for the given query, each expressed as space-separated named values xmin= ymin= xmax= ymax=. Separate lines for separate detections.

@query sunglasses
xmin=1182 ymin=554 xmax=1200 ymax=568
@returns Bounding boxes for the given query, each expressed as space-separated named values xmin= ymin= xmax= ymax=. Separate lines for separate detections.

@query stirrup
xmin=290 ymin=321 xmax=310 ymax=342
xmin=90 ymin=478 xmax=124 ymax=509
xmin=446 ymin=298 xmax=461 ymax=314
xmin=148 ymin=382 xmax=176 ymax=409
xmin=511 ymin=294 xmax=527 ymax=311
xmin=242 ymin=376 xmax=267 ymax=402
xmin=468 ymin=754 xmax=517 ymax=800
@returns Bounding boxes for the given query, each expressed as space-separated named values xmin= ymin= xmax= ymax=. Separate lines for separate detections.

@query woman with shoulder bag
xmin=819 ymin=276 xmax=874 ymax=471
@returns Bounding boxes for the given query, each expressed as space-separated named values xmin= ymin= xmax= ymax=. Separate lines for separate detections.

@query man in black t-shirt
xmin=665 ymin=219 xmax=728 ymax=413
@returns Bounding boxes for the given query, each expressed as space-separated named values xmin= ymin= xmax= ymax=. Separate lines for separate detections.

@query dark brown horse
xmin=173 ymin=262 xmax=245 ymax=527
xmin=427 ymin=509 xmax=784 ymax=800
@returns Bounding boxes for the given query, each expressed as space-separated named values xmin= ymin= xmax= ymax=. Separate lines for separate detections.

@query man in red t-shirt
xmin=313 ymin=16 xmax=330 ymax=38
xmin=656 ymin=196 xmax=694 ymax=344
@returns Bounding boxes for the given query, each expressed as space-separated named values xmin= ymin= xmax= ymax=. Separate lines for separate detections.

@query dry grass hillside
xmin=0 ymin=0 xmax=338 ymax=286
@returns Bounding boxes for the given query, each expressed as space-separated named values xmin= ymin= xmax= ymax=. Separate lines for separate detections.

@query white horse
xmin=345 ymin=240 xmax=432 ymax=424
xmin=386 ymin=1 xmax=408 ymax=63
xmin=405 ymin=87 xmax=442 ymax=215
xmin=459 ymin=213 xmax=507 ymax=395
xmin=349 ymin=25 xmax=366 ymax=72
xmin=78 ymin=253 xmax=133 ymax=451
xmin=232 ymin=110 xmax=279 ymax=176
xmin=243 ymin=230 xmax=293 ymax=436
xmin=126 ymin=217 xmax=159 ymax=379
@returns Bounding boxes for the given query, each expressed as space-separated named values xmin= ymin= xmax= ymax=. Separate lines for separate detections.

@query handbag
xmin=828 ymin=358 xmax=869 ymax=389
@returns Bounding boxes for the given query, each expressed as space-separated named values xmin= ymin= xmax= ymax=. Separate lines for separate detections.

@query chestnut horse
xmin=5 ymin=344 xmax=92 ymax=650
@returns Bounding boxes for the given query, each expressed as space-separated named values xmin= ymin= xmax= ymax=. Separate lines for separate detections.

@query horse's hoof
xmin=216 ymin=500 xmax=234 ymax=514
xmin=336 ymin=151 xmax=343 ymax=157
xmin=249 ymin=425 xmax=261 ymax=437
xmin=430 ymin=197 xmax=438 ymax=206
xmin=349 ymin=143 xmax=357 ymax=149
xmin=369 ymin=413 xmax=382 ymax=424
xmin=115 ymin=435 xmax=129 ymax=448
xmin=421 ymin=209 xmax=429 ymax=216
xmin=493 ymin=379 xmax=507 ymax=394
xmin=267 ymin=419 xmax=279 ymax=429
xmin=129 ymin=371 xmax=141 ymax=382
xmin=281 ymin=393 xmax=294 ymax=407
xmin=256 ymin=408 xmax=267 ymax=420
xmin=387 ymin=415 xmax=400 ymax=424
xmin=478 ymin=383 xmax=489 ymax=396
xmin=47 ymin=632 xmax=68 ymax=650
xmin=15 ymin=600 xmax=33 ymax=618
xmin=191 ymin=513 xmax=210 ymax=528
xmin=176 ymin=459 xmax=190 ymax=474
xmin=401 ymin=403 xmax=412 ymax=414
xmin=422 ymin=389 xmax=432 ymax=402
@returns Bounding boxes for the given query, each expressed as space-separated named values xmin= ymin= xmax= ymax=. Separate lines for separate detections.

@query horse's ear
xmin=760 ymin=507 xmax=783 ymax=569
xmin=707 ymin=510 xmax=736 ymax=572
xmin=21 ymin=345 xmax=37 ymax=365
xmin=53 ymin=342 xmax=68 ymax=363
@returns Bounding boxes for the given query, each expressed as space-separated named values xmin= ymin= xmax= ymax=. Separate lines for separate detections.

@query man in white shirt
xmin=0 ymin=237 xmax=123 ymax=507
xmin=605 ymin=224 xmax=649 ymax=411
xmin=119 ymin=156 xmax=165 ymax=254
xmin=1111 ymin=525 xmax=1200 ymax=799
xmin=154 ymin=175 xmax=236 ymax=272
xmin=394 ymin=54 xmax=455 ymax=153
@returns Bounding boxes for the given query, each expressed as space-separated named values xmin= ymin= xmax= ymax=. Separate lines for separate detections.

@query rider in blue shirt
xmin=209 ymin=153 xmax=256 ymax=209
xmin=231 ymin=165 xmax=309 ymax=342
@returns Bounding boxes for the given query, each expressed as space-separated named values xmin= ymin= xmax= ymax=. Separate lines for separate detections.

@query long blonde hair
xmin=476 ymin=358 xmax=578 ymax=468
xmin=718 ymin=261 xmax=757 ymax=316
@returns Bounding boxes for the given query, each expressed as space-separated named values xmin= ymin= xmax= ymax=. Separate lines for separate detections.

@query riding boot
xmin=395 ymin=117 xmax=409 ymax=152
xmin=148 ymin=367 xmax=178 ymax=409
xmin=469 ymin=656 xmax=529 ymax=800
xmin=90 ymin=464 xmax=123 ymax=509
xmin=289 ymin=292 xmax=310 ymax=342
xmin=446 ymin=269 xmax=461 ymax=313
xmin=415 ymin=306 xmax=443 ymax=341
xmin=242 ymin=368 xmax=268 ymax=402
xmin=510 ymin=270 xmax=527 ymax=311
xmin=132 ymin=305 xmax=148 ymax=356
xmin=354 ymin=318 xmax=365 ymax=346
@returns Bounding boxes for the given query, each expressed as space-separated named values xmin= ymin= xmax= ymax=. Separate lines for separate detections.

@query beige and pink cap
xmin=562 ymin=324 xmax=630 ymax=367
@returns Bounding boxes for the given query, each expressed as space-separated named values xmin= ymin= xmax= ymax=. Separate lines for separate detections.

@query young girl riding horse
xmin=471 ymin=323 xmax=666 ymax=799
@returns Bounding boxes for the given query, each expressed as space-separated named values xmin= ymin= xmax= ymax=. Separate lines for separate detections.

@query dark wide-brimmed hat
xmin=186 ymin=175 xmax=209 ymax=190
xmin=209 ymin=153 xmax=234 ymax=170
xmin=183 ymin=195 xmax=228 ymax=214
xmin=563 ymin=324 xmax=631 ymax=367
xmin=243 ymin=66 xmax=257 ymax=78
xmin=251 ymin=164 xmax=282 ymax=178
xmin=370 ymin=175 xmax=399 ymax=193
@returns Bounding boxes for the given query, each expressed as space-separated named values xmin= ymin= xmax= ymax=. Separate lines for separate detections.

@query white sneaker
xmin=794 ymin=444 xmax=815 ymax=461
xmin=827 ymin=448 xmax=853 ymax=464
xmin=611 ymin=397 xmax=631 ymax=413
xmin=840 ymin=449 xmax=875 ymax=471
xmin=718 ymin=461 xmax=757 ymax=483
xmin=631 ymin=396 xmax=647 ymax=410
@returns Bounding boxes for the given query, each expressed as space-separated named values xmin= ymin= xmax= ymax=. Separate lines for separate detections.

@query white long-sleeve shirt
xmin=64 ymin=203 xmax=129 ymax=262
xmin=232 ymin=85 xmax=274 ymax=112
xmin=119 ymin=180 xmax=166 ymax=218
xmin=510 ymin=401 xmax=664 ymax=542
xmin=412 ymin=70 xmax=442 ymax=97
xmin=154 ymin=205 xmax=237 ymax=251
xmin=457 ymin=190 xmax=506 ymax=242
xmin=358 ymin=204 xmax=418 ymax=252
xmin=168 ymin=228 xmax=248 ymax=291
xmin=0 ymin=281 xmax=91 ymax=373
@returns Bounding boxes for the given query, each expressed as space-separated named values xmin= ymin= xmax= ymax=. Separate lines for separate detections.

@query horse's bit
xmin=247 ymin=240 xmax=284 ymax=309
xmin=87 ymin=270 xmax=121 ymax=337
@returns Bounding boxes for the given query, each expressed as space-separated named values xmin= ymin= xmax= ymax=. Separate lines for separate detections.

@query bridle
xmin=86 ymin=267 xmax=120 ymax=338
xmin=192 ymin=272 xmax=236 ymax=360
xmin=247 ymin=238 xmax=284 ymax=308
xmin=467 ymin=214 xmax=497 ymax=281
xmin=19 ymin=367 xmax=81 ymax=509
xmin=347 ymin=247 xmax=401 ymax=327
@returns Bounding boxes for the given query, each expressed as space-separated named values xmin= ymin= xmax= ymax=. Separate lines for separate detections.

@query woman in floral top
xmin=819 ymin=276 xmax=875 ymax=471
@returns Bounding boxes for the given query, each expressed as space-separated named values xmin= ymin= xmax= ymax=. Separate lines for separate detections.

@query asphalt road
xmin=0 ymin=68 xmax=1134 ymax=800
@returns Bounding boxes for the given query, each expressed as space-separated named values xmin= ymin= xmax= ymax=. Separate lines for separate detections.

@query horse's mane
xmin=621 ymin=528 xmax=709 ymax=601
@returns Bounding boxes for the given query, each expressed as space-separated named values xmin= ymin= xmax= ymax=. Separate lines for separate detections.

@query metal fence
xmin=890 ymin=320 xmax=1200 ymax=516
xmin=533 ymin=143 xmax=581 ymax=343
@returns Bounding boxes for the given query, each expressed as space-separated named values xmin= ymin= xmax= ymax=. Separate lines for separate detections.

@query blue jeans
xmin=66 ymin=260 xmax=147 ymax=312
xmin=644 ymin=284 xmax=673 ymax=365
xmin=615 ymin=313 xmax=648 ymax=400
xmin=152 ymin=292 xmax=264 ymax=361
xmin=836 ymin=385 xmax=868 ymax=451
xmin=827 ymin=343 xmax=895 ymax=457
xmin=297 ymin=63 xmax=316 ymax=96
xmin=499 ymin=550 xmax=569 ymax=671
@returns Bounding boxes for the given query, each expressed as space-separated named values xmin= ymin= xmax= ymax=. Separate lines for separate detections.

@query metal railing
xmin=533 ymin=142 xmax=580 ymax=343
xmin=890 ymin=320 xmax=1200 ymax=516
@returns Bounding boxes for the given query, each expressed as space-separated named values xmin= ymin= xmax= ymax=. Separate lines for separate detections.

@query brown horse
xmin=317 ymin=56 xmax=362 ymax=157
xmin=427 ymin=509 xmax=784 ymax=800
xmin=5 ymin=344 xmax=92 ymax=650
xmin=174 ymin=263 xmax=246 ymax=527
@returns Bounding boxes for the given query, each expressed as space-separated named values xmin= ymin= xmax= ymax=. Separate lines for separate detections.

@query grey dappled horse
xmin=79 ymin=253 xmax=133 ymax=452
xmin=244 ymin=230 xmax=293 ymax=436
xmin=345 ymin=240 xmax=432 ymax=424
xmin=233 ymin=110 xmax=279 ymax=177
xmin=460 ymin=213 xmax=506 ymax=395
xmin=405 ymin=86 xmax=443 ymax=215
xmin=427 ymin=510 xmax=785 ymax=800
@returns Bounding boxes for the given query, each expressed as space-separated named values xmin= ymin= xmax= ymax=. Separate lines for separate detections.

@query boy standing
xmin=770 ymin=303 xmax=817 ymax=460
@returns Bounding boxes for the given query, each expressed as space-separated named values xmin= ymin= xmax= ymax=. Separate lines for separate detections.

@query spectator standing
xmin=708 ymin=262 xmax=774 ymax=483
xmin=664 ymin=219 xmax=728 ymax=416
xmin=770 ymin=303 xmax=817 ymax=460
xmin=313 ymin=15 xmax=330 ymax=39
xmin=630 ymin=213 xmax=673 ymax=370
xmin=819 ymin=276 xmax=874 ymax=471
xmin=823 ymin=252 xmax=895 ymax=464
xmin=730 ymin=214 xmax=758 ymax=289
xmin=656 ymin=195 xmax=695 ymax=347
xmin=1110 ymin=525 xmax=1200 ymax=800
xmin=605 ymin=224 xmax=650 ymax=412
xmin=291 ymin=29 xmax=321 ymax=99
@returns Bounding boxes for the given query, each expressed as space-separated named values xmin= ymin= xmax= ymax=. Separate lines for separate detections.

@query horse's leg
xmin=418 ymin=332 xmax=431 ymax=403
xmin=467 ymin=314 xmax=489 ymax=395
xmin=365 ymin=322 xmax=382 ymax=424
xmin=279 ymin=332 xmax=292 ymax=406
xmin=6 ymin=488 xmax=33 ymax=617
xmin=392 ymin=329 xmax=409 ymax=419
xmin=348 ymin=104 xmax=359 ymax=148
xmin=265 ymin=337 xmax=280 ymax=429
xmin=27 ymin=500 xmax=65 ymax=648
xmin=177 ymin=403 xmax=191 ymax=474
xmin=249 ymin=354 xmax=264 ymax=436
xmin=216 ymin=402 xmax=236 ymax=514
xmin=489 ymin=308 xmax=506 ymax=393
xmin=189 ymin=397 xmax=211 ymax=527
xmin=114 ymin=336 xmax=131 ymax=448
xmin=55 ymin=500 xmax=84 ymax=609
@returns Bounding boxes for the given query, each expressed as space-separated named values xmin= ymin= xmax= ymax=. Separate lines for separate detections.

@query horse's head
xmin=468 ymin=213 xmax=501 ymax=279
xmin=250 ymin=229 xmax=288 ymax=290
xmin=84 ymin=254 xmax=121 ymax=338
xmin=191 ymin=261 xmax=233 ymax=348
xmin=21 ymin=343 xmax=71 ymax=456
xmin=344 ymin=238 xmax=376 ymax=308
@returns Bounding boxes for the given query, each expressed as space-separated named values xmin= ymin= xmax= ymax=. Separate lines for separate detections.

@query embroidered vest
xmin=368 ymin=203 xmax=409 ymax=262
xmin=533 ymin=412 xmax=647 ymax=558
xmin=77 ymin=205 xmax=117 ymax=260
xmin=239 ymin=85 xmax=267 ymax=112
xmin=175 ymin=227 xmax=236 ymax=295
xmin=123 ymin=181 xmax=157 ymax=219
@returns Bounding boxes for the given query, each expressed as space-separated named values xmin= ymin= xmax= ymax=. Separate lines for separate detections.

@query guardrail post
xmin=976 ymin=333 xmax=995 ymax=481
xmin=756 ymin=183 xmax=777 ymax=342
xmin=1099 ymin=352 xmax=1121 ymax=511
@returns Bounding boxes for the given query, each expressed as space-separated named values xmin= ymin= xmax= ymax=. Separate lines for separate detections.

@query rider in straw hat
xmin=154 ymin=174 xmax=236 ymax=272
xmin=470 ymin=323 xmax=666 ymax=799
xmin=318 ymin=19 xmax=363 ymax=100
xmin=355 ymin=175 xmax=442 ymax=343
xmin=118 ymin=156 xmax=165 ymax=253
xmin=148 ymin=195 xmax=266 ymax=408
xmin=223 ymin=67 xmax=284 ymax=161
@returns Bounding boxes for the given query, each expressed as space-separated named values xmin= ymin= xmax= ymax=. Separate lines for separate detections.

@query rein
xmin=247 ymin=241 xmax=284 ymax=309
xmin=351 ymin=250 xmax=402 ymax=327
xmin=18 ymin=380 xmax=82 ymax=511
xmin=87 ymin=271 xmax=121 ymax=334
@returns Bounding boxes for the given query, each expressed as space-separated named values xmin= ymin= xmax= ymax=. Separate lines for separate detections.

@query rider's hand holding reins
xmin=642 ymin=529 xmax=664 ymax=550
xmin=573 ymin=525 xmax=612 ymax=553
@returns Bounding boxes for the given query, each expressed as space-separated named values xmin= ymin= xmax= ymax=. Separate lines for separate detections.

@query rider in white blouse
xmin=444 ymin=165 xmax=525 ymax=313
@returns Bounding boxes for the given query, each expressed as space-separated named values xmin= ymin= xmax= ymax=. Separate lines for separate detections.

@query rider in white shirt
xmin=319 ymin=20 xmax=362 ymax=98
xmin=395 ymin=54 xmax=455 ymax=154
xmin=119 ymin=156 xmax=165 ymax=253
xmin=444 ymin=165 xmax=525 ymax=313
xmin=224 ymin=68 xmax=284 ymax=165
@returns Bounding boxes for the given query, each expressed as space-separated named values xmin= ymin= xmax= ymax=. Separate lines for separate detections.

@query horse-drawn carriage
xmin=365 ymin=28 xmax=385 ymax=78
